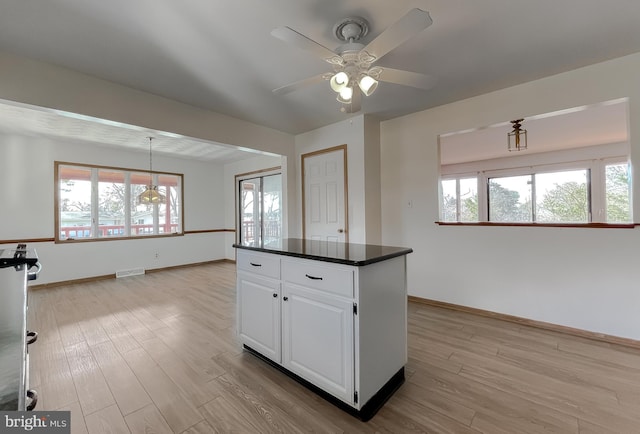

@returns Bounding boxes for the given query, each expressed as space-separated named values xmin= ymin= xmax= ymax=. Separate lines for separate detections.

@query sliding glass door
xmin=239 ymin=173 xmax=282 ymax=248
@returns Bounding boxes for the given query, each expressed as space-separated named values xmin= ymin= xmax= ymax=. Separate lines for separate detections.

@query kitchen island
xmin=233 ymin=238 xmax=412 ymax=420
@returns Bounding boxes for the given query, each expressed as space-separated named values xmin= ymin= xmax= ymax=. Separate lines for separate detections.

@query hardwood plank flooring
xmin=27 ymin=262 xmax=640 ymax=433
xmin=124 ymin=404 xmax=174 ymax=434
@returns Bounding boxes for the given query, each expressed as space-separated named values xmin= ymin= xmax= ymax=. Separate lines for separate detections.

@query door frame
xmin=301 ymin=145 xmax=349 ymax=242
xmin=235 ymin=166 xmax=281 ymax=246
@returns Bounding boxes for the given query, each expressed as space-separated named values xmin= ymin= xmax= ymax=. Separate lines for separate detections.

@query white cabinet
xmin=282 ymin=281 xmax=354 ymax=404
xmin=237 ymin=251 xmax=281 ymax=363
xmin=235 ymin=247 xmax=408 ymax=420
xmin=237 ymin=272 xmax=281 ymax=363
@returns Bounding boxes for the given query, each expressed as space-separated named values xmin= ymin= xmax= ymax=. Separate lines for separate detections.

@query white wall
xmin=363 ymin=115 xmax=382 ymax=245
xmin=0 ymin=134 xmax=228 ymax=285
xmin=0 ymin=50 xmax=298 ymax=241
xmin=223 ymin=154 xmax=286 ymax=259
xmin=0 ymin=50 xmax=293 ymax=156
xmin=294 ymin=114 xmax=381 ymax=244
xmin=380 ymin=52 xmax=640 ymax=340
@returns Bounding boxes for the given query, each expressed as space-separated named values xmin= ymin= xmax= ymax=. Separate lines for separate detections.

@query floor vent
xmin=116 ymin=268 xmax=145 ymax=278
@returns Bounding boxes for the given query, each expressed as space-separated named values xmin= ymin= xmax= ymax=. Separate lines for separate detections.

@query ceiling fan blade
xmin=273 ymin=74 xmax=327 ymax=96
xmin=378 ymin=68 xmax=436 ymax=90
xmin=271 ymin=26 xmax=339 ymax=62
xmin=363 ymin=8 xmax=432 ymax=62
xmin=341 ymin=88 xmax=361 ymax=113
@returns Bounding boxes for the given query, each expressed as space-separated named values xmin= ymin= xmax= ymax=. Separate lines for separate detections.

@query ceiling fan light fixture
xmin=271 ymin=8 xmax=435 ymax=113
xmin=358 ymin=74 xmax=378 ymax=96
xmin=330 ymin=71 xmax=349 ymax=92
xmin=337 ymin=86 xmax=353 ymax=103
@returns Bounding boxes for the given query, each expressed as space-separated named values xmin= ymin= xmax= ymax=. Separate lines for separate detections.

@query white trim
xmin=236 ymin=168 xmax=282 ymax=182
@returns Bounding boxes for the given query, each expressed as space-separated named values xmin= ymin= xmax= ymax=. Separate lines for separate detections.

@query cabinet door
xmin=237 ymin=272 xmax=281 ymax=363
xmin=282 ymin=283 xmax=354 ymax=404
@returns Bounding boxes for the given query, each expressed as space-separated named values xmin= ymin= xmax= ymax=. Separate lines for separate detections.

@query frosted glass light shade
xmin=330 ymin=72 xmax=349 ymax=92
xmin=358 ymin=75 xmax=378 ymax=96
xmin=337 ymin=86 xmax=353 ymax=102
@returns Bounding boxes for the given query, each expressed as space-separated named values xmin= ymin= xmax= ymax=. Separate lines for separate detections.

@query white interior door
xmin=303 ymin=147 xmax=347 ymax=243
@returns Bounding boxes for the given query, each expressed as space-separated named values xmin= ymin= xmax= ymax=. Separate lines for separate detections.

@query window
xmin=488 ymin=174 xmax=533 ymax=222
xmin=442 ymin=161 xmax=630 ymax=224
xmin=605 ymin=162 xmax=632 ymax=223
xmin=438 ymin=98 xmax=631 ymax=226
xmin=237 ymin=170 xmax=282 ymax=248
xmin=535 ymin=169 xmax=589 ymax=223
xmin=487 ymin=169 xmax=590 ymax=223
xmin=441 ymin=177 xmax=478 ymax=222
xmin=56 ymin=162 xmax=183 ymax=241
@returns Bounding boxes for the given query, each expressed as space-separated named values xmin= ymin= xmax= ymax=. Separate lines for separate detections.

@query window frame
xmin=486 ymin=163 xmax=592 ymax=223
xmin=54 ymin=161 xmax=185 ymax=243
xmin=440 ymin=156 xmax=631 ymax=225
xmin=235 ymin=167 xmax=283 ymax=248
xmin=440 ymin=172 xmax=479 ymax=222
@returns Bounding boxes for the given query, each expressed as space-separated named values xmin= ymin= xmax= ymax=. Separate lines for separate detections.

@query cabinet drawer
xmin=237 ymin=251 xmax=280 ymax=279
xmin=282 ymin=259 xmax=353 ymax=298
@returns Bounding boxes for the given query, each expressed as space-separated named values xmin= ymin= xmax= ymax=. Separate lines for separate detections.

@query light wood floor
xmin=27 ymin=261 xmax=640 ymax=433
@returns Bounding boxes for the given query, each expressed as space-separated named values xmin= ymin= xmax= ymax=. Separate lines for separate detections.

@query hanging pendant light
xmin=507 ymin=119 xmax=527 ymax=152
xmin=137 ymin=137 xmax=166 ymax=205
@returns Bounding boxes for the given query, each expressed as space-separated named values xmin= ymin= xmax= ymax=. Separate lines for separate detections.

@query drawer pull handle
xmin=305 ymin=274 xmax=323 ymax=281
xmin=249 ymin=262 xmax=262 ymax=267
xmin=27 ymin=262 xmax=42 ymax=281
xmin=26 ymin=389 xmax=38 ymax=411
xmin=26 ymin=331 xmax=38 ymax=345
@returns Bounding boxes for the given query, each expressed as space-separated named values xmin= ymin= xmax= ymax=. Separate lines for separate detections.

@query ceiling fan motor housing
xmin=333 ymin=17 xmax=369 ymax=42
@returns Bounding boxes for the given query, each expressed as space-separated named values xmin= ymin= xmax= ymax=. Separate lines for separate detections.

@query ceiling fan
xmin=271 ymin=8 xmax=436 ymax=113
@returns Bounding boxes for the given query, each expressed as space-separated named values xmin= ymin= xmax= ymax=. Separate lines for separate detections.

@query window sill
xmin=435 ymin=222 xmax=637 ymax=229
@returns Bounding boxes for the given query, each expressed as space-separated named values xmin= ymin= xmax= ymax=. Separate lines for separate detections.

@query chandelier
xmin=137 ymin=137 xmax=166 ymax=205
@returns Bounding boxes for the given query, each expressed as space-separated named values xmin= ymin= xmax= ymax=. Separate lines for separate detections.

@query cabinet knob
xmin=273 ymin=293 xmax=278 ymax=298
xmin=283 ymin=296 xmax=289 ymax=301
xmin=337 ymin=228 xmax=344 ymax=233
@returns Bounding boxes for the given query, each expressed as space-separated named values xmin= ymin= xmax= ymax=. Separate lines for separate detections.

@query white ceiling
xmin=440 ymin=99 xmax=629 ymax=165
xmin=0 ymin=100 xmax=272 ymax=163
xmin=1 ymin=0 xmax=640 ymax=140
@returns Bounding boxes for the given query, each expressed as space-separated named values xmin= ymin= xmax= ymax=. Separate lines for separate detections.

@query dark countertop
xmin=233 ymin=238 xmax=412 ymax=266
